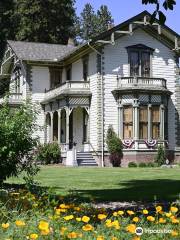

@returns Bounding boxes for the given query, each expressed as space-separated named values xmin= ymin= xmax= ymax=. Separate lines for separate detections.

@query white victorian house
xmin=0 ymin=11 xmax=180 ymax=166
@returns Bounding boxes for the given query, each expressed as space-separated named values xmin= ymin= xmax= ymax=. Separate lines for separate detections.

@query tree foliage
xmin=0 ymin=100 xmax=39 ymax=185
xmin=106 ymin=125 xmax=123 ymax=167
xmin=142 ymin=0 xmax=176 ymax=24
xmin=76 ymin=3 xmax=114 ymax=41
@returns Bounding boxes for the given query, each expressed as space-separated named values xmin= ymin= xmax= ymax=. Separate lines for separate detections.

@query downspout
xmin=87 ymin=42 xmax=104 ymax=167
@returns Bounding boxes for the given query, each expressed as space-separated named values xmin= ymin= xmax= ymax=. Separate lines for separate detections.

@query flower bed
xmin=0 ymin=189 xmax=179 ymax=240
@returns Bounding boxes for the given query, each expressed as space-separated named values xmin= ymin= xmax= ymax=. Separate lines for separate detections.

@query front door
xmin=73 ymin=107 xmax=84 ymax=151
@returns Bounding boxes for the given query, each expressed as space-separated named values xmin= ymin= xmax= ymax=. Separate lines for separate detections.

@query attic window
xmin=126 ymin=44 xmax=154 ymax=77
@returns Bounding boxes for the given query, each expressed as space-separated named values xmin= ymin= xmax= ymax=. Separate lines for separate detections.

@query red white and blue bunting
xmin=144 ymin=139 xmax=157 ymax=148
xmin=123 ymin=139 xmax=134 ymax=148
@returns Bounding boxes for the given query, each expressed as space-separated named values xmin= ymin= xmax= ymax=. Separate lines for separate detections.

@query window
xmin=15 ymin=76 xmax=20 ymax=93
xmin=139 ymin=106 xmax=148 ymax=139
xmin=152 ymin=106 xmax=160 ymax=139
xmin=123 ymin=106 xmax=133 ymax=139
xmin=127 ymin=44 xmax=153 ymax=77
xmin=83 ymin=57 xmax=88 ymax=81
xmin=66 ymin=65 xmax=72 ymax=81
xmin=50 ymin=68 xmax=62 ymax=89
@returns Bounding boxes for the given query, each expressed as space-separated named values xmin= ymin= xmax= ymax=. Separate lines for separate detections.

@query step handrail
xmin=89 ymin=142 xmax=100 ymax=159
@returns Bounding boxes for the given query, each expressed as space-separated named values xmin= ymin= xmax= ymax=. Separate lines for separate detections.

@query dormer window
xmin=82 ymin=56 xmax=89 ymax=81
xmin=126 ymin=44 xmax=154 ymax=77
xmin=49 ymin=68 xmax=62 ymax=89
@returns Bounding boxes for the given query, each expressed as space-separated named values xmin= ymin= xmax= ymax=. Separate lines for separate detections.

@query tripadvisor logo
xmin=135 ymin=227 xmax=143 ymax=236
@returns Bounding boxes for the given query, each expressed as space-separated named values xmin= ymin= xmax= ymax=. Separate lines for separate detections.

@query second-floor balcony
xmin=118 ymin=76 xmax=167 ymax=88
xmin=0 ymin=93 xmax=23 ymax=105
xmin=113 ymin=76 xmax=172 ymax=95
xmin=42 ymin=81 xmax=91 ymax=103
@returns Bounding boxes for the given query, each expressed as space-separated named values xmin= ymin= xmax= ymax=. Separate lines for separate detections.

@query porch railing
xmin=44 ymin=81 xmax=90 ymax=100
xmin=117 ymin=77 xmax=167 ymax=88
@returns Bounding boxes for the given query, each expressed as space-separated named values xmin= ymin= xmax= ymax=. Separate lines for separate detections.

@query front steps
xmin=76 ymin=152 xmax=98 ymax=167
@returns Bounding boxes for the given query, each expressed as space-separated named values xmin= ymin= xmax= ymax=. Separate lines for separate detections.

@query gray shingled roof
xmin=7 ymin=40 xmax=76 ymax=62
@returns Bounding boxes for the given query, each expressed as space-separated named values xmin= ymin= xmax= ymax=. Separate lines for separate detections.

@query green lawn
xmin=7 ymin=166 xmax=180 ymax=202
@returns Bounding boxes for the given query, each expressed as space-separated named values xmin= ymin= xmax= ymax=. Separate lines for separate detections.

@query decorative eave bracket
xmin=173 ymin=37 xmax=180 ymax=51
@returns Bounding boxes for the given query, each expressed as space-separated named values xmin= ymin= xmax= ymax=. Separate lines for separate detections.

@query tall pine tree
xmin=97 ymin=5 xmax=114 ymax=33
xmin=76 ymin=3 xmax=114 ymax=42
xmin=15 ymin=0 xmax=76 ymax=44
xmin=0 ymin=0 xmax=16 ymax=61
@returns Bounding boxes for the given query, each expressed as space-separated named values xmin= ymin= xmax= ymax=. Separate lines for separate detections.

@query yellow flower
xmin=159 ymin=218 xmax=166 ymax=224
xmin=38 ymin=221 xmax=49 ymax=231
xmin=74 ymin=207 xmax=81 ymax=211
xmin=142 ymin=209 xmax=148 ymax=215
xmin=112 ymin=220 xmax=120 ymax=230
xmin=113 ymin=212 xmax=118 ymax=216
xmin=60 ymin=227 xmax=67 ymax=235
xmin=170 ymin=206 xmax=178 ymax=213
xmin=63 ymin=215 xmax=74 ymax=221
xmin=2 ymin=223 xmax=10 ymax=229
xmin=132 ymin=237 xmax=141 ymax=240
xmin=82 ymin=224 xmax=94 ymax=231
xmin=171 ymin=230 xmax=178 ymax=237
xmin=165 ymin=212 xmax=172 ymax=217
xmin=41 ymin=229 xmax=50 ymax=236
xmin=132 ymin=217 xmax=139 ymax=223
xmin=126 ymin=224 xmax=136 ymax=234
xmin=29 ymin=233 xmax=38 ymax=240
xmin=98 ymin=214 xmax=107 ymax=220
xmin=111 ymin=237 xmax=118 ymax=240
xmin=147 ymin=216 xmax=155 ymax=222
xmin=82 ymin=216 xmax=90 ymax=223
xmin=67 ymin=232 xmax=78 ymax=239
xmin=15 ymin=220 xmax=26 ymax=227
xmin=76 ymin=217 xmax=81 ymax=222
xmin=105 ymin=219 xmax=112 ymax=228
xmin=127 ymin=210 xmax=135 ymax=215
xmin=118 ymin=210 xmax=124 ymax=215
xmin=171 ymin=218 xmax=179 ymax=224
xmin=97 ymin=236 xmax=104 ymax=240
xmin=156 ymin=206 xmax=162 ymax=213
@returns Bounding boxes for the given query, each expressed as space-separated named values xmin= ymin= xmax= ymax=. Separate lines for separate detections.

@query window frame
xmin=66 ymin=65 xmax=72 ymax=81
xmin=126 ymin=44 xmax=154 ymax=78
xmin=82 ymin=56 xmax=89 ymax=81
xmin=123 ymin=105 xmax=133 ymax=139
xmin=139 ymin=105 xmax=148 ymax=139
xmin=49 ymin=67 xmax=63 ymax=89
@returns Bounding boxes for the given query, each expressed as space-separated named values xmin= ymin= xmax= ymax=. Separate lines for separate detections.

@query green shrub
xmin=106 ymin=125 xmax=123 ymax=167
xmin=138 ymin=162 xmax=147 ymax=168
xmin=35 ymin=142 xmax=61 ymax=164
xmin=146 ymin=162 xmax=155 ymax=167
xmin=0 ymin=100 xmax=38 ymax=185
xmin=155 ymin=144 xmax=166 ymax=166
xmin=128 ymin=162 xmax=137 ymax=168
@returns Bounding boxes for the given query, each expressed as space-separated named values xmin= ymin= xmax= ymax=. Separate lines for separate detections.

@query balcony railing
xmin=43 ymin=81 xmax=90 ymax=102
xmin=0 ymin=93 xmax=23 ymax=105
xmin=117 ymin=77 xmax=167 ymax=88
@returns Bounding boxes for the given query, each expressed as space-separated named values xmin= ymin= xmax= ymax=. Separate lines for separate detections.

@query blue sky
xmin=75 ymin=0 xmax=180 ymax=33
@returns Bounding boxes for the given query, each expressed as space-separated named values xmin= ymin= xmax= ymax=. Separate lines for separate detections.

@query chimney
xmin=107 ymin=23 xmax=114 ymax=30
xmin=67 ymin=38 xmax=75 ymax=46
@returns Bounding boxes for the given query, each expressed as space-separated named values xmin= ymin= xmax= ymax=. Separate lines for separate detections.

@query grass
xmin=6 ymin=166 xmax=180 ymax=202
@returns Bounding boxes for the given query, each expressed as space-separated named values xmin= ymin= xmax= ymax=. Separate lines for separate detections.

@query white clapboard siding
xmin=103 ymin=28 xmax=176 ymax=150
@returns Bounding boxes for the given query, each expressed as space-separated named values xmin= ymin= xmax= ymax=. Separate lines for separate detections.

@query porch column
xmin=148 ymin=104 xmax=152 ymax=140
xmin=133 ymin=101 xmax=139 ymax=149
xmin=65 ymin=107 xmax=70 ymax=150
xmin=57 ymin=109 xmax=61 ymax=144
xmin=44 ymin=112 xmax=48 ymax=143
xmin=160 ymin=104 xmax=165 ymax=140
xmin=133 ymin=101 xmax=139 ymax=140
xmin=118 ymin=102 xmax=123 ymax=139
xmin=50 ymin=112 xmax=54 ymax=142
